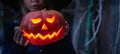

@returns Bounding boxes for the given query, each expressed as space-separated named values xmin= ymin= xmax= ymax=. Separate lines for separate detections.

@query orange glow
xmin=31 ymin=18 xmax=42 ymax=24
xmin=46 ymin=16 xmax=55 ymax=23
xmin=22 ymin=27 xmax=63 ymax=40
xmin=41 ymin=24 xmax=48 ymax=30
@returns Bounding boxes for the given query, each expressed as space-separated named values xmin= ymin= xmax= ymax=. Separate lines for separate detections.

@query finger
xmin=16 ymin=29 xmax=22 ymax=42
xmin=20 ymin=35 xmax=24 ymax=45
xmin=65 ymin=21 xmax=69 ymax=27
xmin=13 ymin=29 xmax=19 ymax=42
xmin=13 ymin=27 xmax=18 ymax=39
xmin=13 ymin=26 xmax=21 ymax=40
xmin=14 ymin=26 xmax=20 ymax=33
xmin=15 ymin=29 xmax=22 ymax=45
xmin=65 ymin=21 xmax=69 ymax=31
xmin=24 ymin=40 xmax=29 ymax=46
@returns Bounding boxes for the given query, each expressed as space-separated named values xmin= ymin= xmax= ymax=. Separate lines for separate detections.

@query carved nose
xmin=41 ymin=24 xmax=48 ymax=30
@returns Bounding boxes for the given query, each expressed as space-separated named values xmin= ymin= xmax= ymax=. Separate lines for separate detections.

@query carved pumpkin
xmin=20 ymin=10 xmax=67 ymax=46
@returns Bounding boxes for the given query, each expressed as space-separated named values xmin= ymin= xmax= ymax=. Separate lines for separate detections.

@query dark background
xmin=0 ymin=0 xmax=120 ymax=54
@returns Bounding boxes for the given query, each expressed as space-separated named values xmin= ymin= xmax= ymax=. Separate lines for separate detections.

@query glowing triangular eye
xmin=31 ymin=18 xmax=42 ymax=24
xmin=46 ymin=16 xmax=55 ymax=23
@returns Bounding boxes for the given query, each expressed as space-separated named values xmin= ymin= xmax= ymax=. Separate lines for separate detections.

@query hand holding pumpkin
xmin=63 ymin=21 xmax=69 ymax=37
xmin=13 ymin=26 xmax=29 ymax=47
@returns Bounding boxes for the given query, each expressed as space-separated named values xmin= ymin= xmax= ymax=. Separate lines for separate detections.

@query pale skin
xmin=14 ymin=0 xmax=46 ymax=46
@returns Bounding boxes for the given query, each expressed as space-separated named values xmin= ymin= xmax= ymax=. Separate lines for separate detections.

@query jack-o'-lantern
xmin=20 ymin=10 xmax=67 ymax=46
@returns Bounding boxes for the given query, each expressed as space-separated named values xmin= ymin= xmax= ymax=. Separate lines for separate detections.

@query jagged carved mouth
xmin=22 ymin=27 xmax=63 ymax=40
